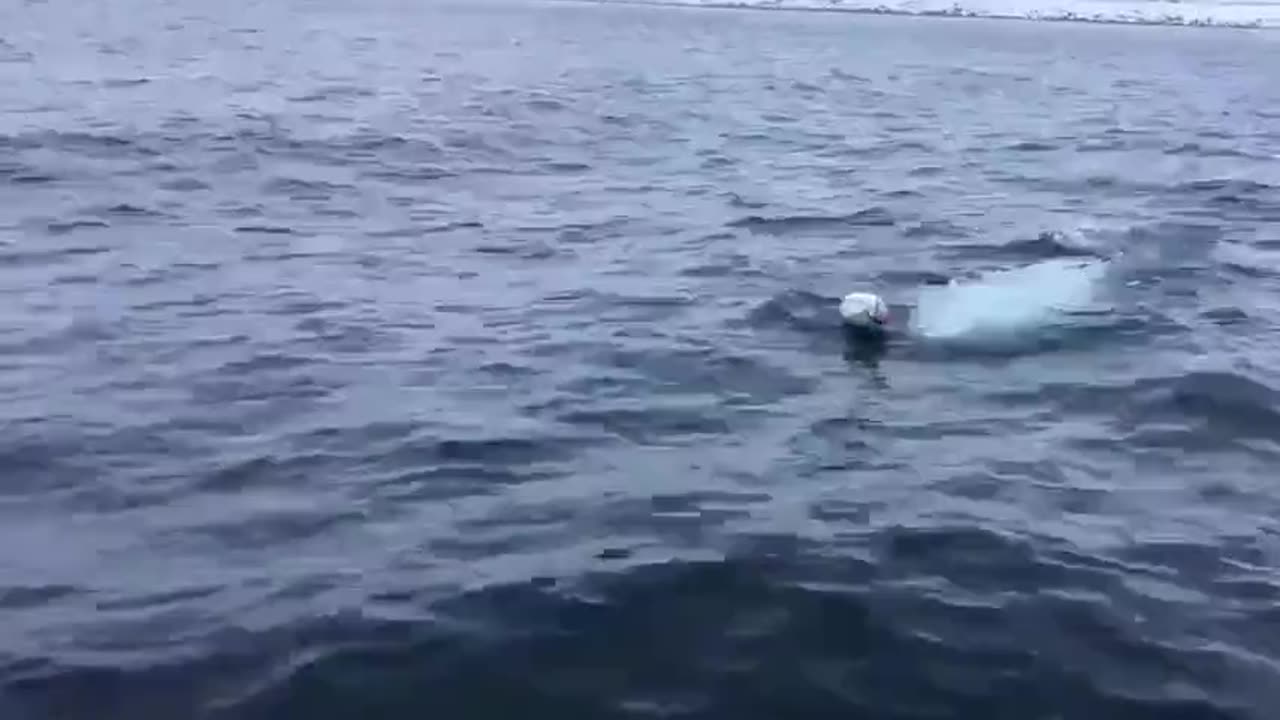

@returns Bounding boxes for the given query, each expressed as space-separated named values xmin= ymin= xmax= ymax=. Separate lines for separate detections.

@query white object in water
xmin=909 ymin=258 xmax=1109 ymax=341
xmin=839 ymin=291 xmax=890 ymax=328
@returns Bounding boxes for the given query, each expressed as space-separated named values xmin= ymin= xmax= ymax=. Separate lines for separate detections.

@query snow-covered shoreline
xmin=571 ymin=0 xmax=1280 ymax=29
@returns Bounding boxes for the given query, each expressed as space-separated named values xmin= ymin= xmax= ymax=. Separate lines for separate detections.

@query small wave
xmin=557 ymin=404 xmax=733 ymax=444
xmin=72 ymin=203 xmax=169 ymax=222
xmin=727 ymin=207 xmax=895 ymax=234
xmin=587 ymin=345 xmax=819 ymax=404
xmin=99 ymin=203 xmax=159 ymax=216
xmin=45 ymin=220 xmax=110 ymax=235
xmin=287 ymin=84 xmax=377 ymax=103
xmin=101 ymin=77 xmax=150 ymax=89
xmin=234 ymin=225 xmax=295 ymax=235
xmin=942 ymin=231 xmax=1104 ymax=262
xmin=746 ymin=289 xmax=842 ymax=333
xmin=878 ymin=269 xmax=953 ymax=286
xmin=1163 ymin=371 xmax=1280 ymax=443
xmin=261 ymin=177 xmax=355 ymax=201
xmin=1006 ymin=140 xmax=1059 ymax=152
xmin=903 ymin=220 xmax=970 ymax=240
xmin=991 ymin=370 xmax=1280 ymax=453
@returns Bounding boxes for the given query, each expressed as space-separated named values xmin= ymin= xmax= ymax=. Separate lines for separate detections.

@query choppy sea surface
xmin=3 ymin=0 xmax=1280 ymax=718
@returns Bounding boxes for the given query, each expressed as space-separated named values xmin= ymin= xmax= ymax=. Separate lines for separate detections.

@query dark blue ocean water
xmin=3 ymin=0 xmax=1280 ymax=718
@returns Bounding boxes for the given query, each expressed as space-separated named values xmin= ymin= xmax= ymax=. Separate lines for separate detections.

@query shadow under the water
xmin=840 ymin=323 xmax=890 ymax=367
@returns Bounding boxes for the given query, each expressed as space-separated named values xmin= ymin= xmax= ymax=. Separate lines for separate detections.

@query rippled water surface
xmin=3 ymin=1 xmax=1280 ymax=718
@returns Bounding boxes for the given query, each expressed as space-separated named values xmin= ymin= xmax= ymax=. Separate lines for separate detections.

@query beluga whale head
xmin=839 ymin=291 xmax=890 ymax=331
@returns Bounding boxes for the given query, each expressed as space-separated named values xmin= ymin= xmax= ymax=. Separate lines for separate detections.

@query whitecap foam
xmin=908 ymin=257 xmax=1112 ymax=343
